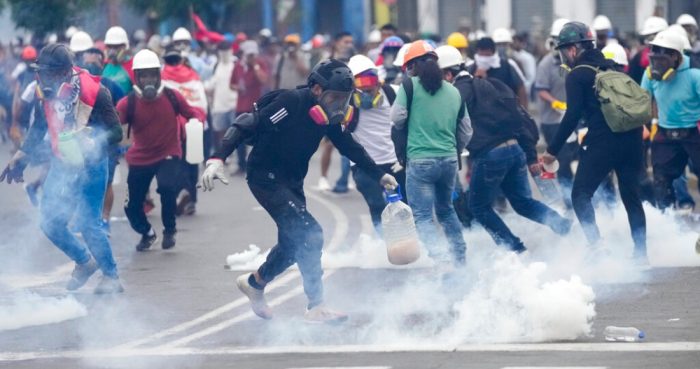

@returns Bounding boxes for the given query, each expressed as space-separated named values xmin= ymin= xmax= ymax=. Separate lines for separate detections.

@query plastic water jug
xmin=381 ymin=187 xmax=420 ymax=265
xmin=57 ymin=130 xmax=85 ymax=167
xmin=185 ymin=119 xmax=204 ymax=164
xmin=533 ymin=159 xmax=561 ymax=206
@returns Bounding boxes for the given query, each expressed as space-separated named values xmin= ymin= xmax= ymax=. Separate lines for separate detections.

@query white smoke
xmin=0 ymin=291 xmax=87 ymax=331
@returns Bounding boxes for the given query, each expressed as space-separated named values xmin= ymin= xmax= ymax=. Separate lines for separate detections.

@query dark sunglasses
xmin=650 ymin=45 xmax=675 ymax=56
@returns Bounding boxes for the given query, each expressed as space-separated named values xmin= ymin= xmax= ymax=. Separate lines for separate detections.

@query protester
xmin=468 ymin=37 xmax=528 ymax=108
xmin=275 ymin=34 xmax=310 ymax=90
xmin=102 ymin=26 xmax=134 ymax=94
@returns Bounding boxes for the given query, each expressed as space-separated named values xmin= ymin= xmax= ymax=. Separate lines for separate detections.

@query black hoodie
xmin=547 ymin=48 xmax=642 ymax=156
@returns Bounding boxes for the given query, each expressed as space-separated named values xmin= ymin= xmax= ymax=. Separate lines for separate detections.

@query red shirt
xmin=117 ymin=89 xmax=205 ymax=166
xmin=230 ymin=58 xmax=268 ymax=113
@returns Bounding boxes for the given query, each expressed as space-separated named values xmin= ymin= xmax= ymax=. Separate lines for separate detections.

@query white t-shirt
xmin=351 ymin=89 xmax=397 ymax=165
xmin=205 ymin=56 xmax=238 ymax=114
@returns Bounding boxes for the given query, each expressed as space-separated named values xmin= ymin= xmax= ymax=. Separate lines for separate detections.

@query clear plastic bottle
xmin=381 ymin=188 xmax=420 ymax=265
xmin=533 ymin=159 xmax=561 ymax=206
xmin=603 ymin=326 xmax=645 ymax=342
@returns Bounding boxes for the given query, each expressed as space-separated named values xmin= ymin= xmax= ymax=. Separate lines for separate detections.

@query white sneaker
xmin=304 ymin=304 xmax=348 ymax=324
xmin=236 ymin=274 xmax=273 ymax=320
xmin=317 ymin=177 xmax=331 ymax=191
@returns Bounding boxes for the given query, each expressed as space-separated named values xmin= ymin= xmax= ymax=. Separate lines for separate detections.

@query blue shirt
xmin=641 ymin=57 xmax=700 ymax=129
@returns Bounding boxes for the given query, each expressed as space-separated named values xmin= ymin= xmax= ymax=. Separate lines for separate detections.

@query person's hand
xmin=379 ymin=173 xmax=398 ymax=190
xmin=528 ymin=163 xmax=542 ymax=177
xmin=551 ymin=100 xmax=567 ymax=111
xmin=542 ymin=152 xmax=556 ymax=165
xmin=390 ymin=162 xmax=404 ymax=173
xmin=201 ymin=159 xmax=229 ymax=191
xmin=0 ymin=150 xmax=27 ymax=184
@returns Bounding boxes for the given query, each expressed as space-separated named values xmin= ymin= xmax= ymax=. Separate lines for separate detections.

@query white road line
xmin=121 ymin=190 xmax=350 ymax=350
xmin=114 ymin=271 xmax=301 ymax=350
xmin=503 ymin=367 xmax=607 ymax=369
xmin=287 ymin=367 xmax=391 ymax=369
xmin=3 ymin=342 xmax=700 ymax=362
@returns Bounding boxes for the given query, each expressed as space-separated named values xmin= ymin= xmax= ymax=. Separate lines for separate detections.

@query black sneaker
xmin=136 ymin=231 xmax=157 ymax=252
xmin=162 ymin=230 xmax=176 ymax=250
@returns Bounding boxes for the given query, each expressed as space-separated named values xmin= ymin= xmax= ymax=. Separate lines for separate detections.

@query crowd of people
xmin=1 ymin=12 xmax=699 ymax=322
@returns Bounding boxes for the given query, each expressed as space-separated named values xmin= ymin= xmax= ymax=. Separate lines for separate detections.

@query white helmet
xmin=592 ymin=15 xmax=613 ymax=31
xmin=492 ymin=28 xmax=513 ymax=44
xmin=602 ymin=43 xmax=628 ymax=66
xmin=172 ymin=27 xmax=192 ymax=42
xmin=348 ymin=55 xmax=377 ymax=76
xmin=132 ymin=49 xmax=162 ymax=70
xmin=105 ymin=26 xmax=129 ymax=47
xmin=368 ymin=29 xmax=382 ymax=43
xmin=550 ymin=18 xmax=571 ymax=37
xmin=676 ymin=13 xmax=698 ymax=28
xmin=435 ymin=45 xmax=464 ymax=69
xmin=650 ymin=29 xmax=687 ymax=54
xmin=640 ymin=16 xmax=669 ymax=36
xmin=393 ymin=43 xmax=411 ymax=67
xmin=667 ymin=24 xmax=692 ymax=51
xmin=65 ymin=26 xmax=79 ymax=40
xmin=69 ymin=31 xmax=94 ymax=53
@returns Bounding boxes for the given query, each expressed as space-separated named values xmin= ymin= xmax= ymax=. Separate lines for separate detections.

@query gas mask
xmin=173 ymin=41 xmax=191 ymax=58
xmin=83 ymin=62 xmax=103 ymax=76
xmin=354 ymin=90 xmax=383 ymax=109
xmin=134 ymin=69 xmax=163 ymax=100
xmin=309 ymin=89 xmax=353 ymax=126
xmin=558 ymin=47 xmax=577 ymax=72
xmin=647 ymin=46 xmax=678 ymax=81
xmin=106 ymin=47 xmax=126 ymax=64
xmin=36 ymin=68 xmax=73 ymax=100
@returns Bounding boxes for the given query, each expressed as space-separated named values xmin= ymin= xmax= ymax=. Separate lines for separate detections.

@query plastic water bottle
xmin=381 ymin=187 xmax=420 ymax=265
xmin=185 ymin=119 xmax=204 ymax=164
xmin=603 ymin=326 xmax=645 ymax=342
xmin=533 ymin=159 xmax=561 ymax=205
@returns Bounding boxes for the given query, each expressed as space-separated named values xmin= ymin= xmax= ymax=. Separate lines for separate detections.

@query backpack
xmin=234 ymin=88 xmax=299 ymax=146
xmin=574 ymin=65 xmax=652 ymax=133
xmin=125 ymin=87 xmax=180 ymax=139
xmin=391 ymin=78 xmax=413 ymax=166
xmin=463 ymin=76 xmax=524 ymax=135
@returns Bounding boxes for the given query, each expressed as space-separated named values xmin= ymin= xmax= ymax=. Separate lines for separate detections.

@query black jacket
xmin=454 ymin=73 xmax=537 ymax=164
xmin=547 ymin=49 xmax=642 ymax=156
xmin=216 ymin=88 xmax=384 ymax=185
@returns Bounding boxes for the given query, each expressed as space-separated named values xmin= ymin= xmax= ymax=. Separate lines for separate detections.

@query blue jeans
xmin=334 ymin=156 xmax=351 ymax=190
xmin=673 ymin=171 xmax=695 ymax=207
xmin=469 ymin=144 xmax=569 ymax=252
xmin=40 ymin=158 xmax=118 ymax=277
xmin=406 ymin=156 xmax=466 ymax=264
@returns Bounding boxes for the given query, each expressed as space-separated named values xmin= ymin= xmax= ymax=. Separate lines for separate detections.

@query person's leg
xmin=74 ymin=159 xmax=119 ymax=278
xmin=571 ymin=143 xmax=616 ymax=245
xmin=502 ymin=147 xmax=570 ymax=235
xmin=124 ymin=164 xmax=157 ymax=235
xmin=155 ymin=158 xmax=181 ymax=234
xmin=406 ymin=158 xmax=444 ymax=260
xmin=40 ymin=162 xmax=88 ymax=264
xmin=672 ymin=172 xmax=694 ymax=209
xmin=333 ymin=156 xmax=351 ymax=192
xmin=352 ymin=165 xmax=388 ymax=233
xmin=614 ymin=141 xmax=647 ymax=259
xmin=468 ymin=150 xmax=523 ymax=251
xmin=651 ymin=137 xmax=687 ymax=210
xmin=101 ymin=150 xmax=118 ymax=230
xmin=433 ymin=157 xmax=467 ymax=264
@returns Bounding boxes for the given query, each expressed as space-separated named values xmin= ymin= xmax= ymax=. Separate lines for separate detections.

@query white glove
xmin=390 ymin=162 xmax=404 ymax=173
xmin=379 ymin=173 xmax=398 ymax=190
xmin=201 ymin=159 xmax=229 ymax=191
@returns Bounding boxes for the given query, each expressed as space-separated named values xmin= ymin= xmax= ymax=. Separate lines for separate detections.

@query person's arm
xmin=253 ymin=60 xmax=269 ymax=85
xmin=327 ymin=124 xmax=385 ymax=181
xmin=229 ymin=63 xmax=240 ymax=91
xmin=389 ymin=85 xmax=408 ymax=129
xmin=90 ymin=86 xmax=123 ymax=146
xmin=546 ymin=71 xmax=585 ymax=156
xmin=20 ymin=100 xmax=48 ymax=155
xmin=456 ymin=102 xmax=473 ymax=153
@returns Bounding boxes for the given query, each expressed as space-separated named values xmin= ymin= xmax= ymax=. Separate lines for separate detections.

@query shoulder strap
xmin=163 ymin=87 xmax=180 ymax=116
xmin=573 ymin=64 xmax=599 ymax=73
xmin=126 ymin=92 xmax=136 ymax=139
xmin=381 ymin=84 xmax=396 ymax=105
xmin=402 ymin=77 xmax=413 ymax=127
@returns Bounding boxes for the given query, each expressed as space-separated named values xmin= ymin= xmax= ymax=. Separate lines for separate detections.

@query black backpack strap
xmin=126 ymin=92 xmax=135 ymax=139
xmin=381 ymin=83 xmax=396 ymax=105
xmin=402 ymin=77 xmax=413 ymax=127
xmin=163 ymin=87 xmax=181 ymax=116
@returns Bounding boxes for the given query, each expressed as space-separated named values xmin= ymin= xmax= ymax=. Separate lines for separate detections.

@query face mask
xmin=36 ymin=69 xmax=71 ymax=100
xmin=106 ymin=48 xmax=125 ymax=64
xmin=354 ymin=90 xmax=382 ymax=109
xmin=475 ymin=54 xmax=501 ymax=70
xmin=83 ymin=62 xmax=103 ymax=76
xmin=310 ymin=89 xmax=353 ymax=126
xmin=558 ymin=48 xmax=577 ymax=70
xmin=647 ymin=54 xmax=676 ymax=81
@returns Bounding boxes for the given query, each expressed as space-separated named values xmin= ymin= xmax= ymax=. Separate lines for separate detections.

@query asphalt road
xmin=1 ymin=144 xmax=699 ymax=369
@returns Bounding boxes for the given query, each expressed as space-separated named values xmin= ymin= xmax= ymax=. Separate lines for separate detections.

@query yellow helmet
xmin=446 ymin=32 xmax=468 ymax=49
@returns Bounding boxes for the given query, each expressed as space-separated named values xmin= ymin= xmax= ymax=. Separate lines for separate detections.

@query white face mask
xmin=475 ymin=54 xmax=501 ymax=70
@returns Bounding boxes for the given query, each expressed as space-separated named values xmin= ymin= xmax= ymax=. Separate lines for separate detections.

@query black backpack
xmin=463 ymin=76 xmax=525 ymax=136
xmin=125 ymin=87 xmax=180 ymax=139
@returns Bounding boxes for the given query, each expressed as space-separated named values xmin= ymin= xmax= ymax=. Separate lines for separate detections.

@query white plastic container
xmin=603 ymin=326 xmax=645 ymax=342
xmin=381 ymin=189 xmax=420 ymax=265
xmin=185 ymin=119 xmax=204 ymax=164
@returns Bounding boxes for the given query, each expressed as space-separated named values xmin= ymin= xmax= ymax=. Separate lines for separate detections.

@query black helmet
xmin=307 ymin=59 xmax=354 ymax=92
xmin=556 ymin=22 xmax=595 ymax=49
xmin=32 ymin=44 xmax=74 ymax=71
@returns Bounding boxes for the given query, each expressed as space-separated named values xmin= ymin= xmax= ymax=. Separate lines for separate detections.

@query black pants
xmin=651 ymin=128 xmax=700 ymax=209
xmin=180 ymin=160 xmax=199 ymax=203
xmin=248 ymin=173 xmax=324 ymax=308
xmin=125 ymin=158 xmax=180 ymax=235
xmin=351 ymin=163 xmax=406 ymax=233
xmin=571 ymin=135 xmax=646 ymax=256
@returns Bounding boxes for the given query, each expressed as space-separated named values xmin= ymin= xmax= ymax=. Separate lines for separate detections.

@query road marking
xmin=120 ymin=189 xmax=350 ymax=349
xmin=287 ymin=367 xmax=391 ymax=369
xmin=0 ymin=263 xmax=73 ymax=289
xmin=502 ymin=367 xmax=607 ymax=369
xmin=3 ymin=342 xmax=700 ymax=362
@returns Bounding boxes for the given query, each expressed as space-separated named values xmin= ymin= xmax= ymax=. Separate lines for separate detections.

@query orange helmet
xmin=21 ymin=46 xmax=37 ymax=61
xmin=402 ymin=40 xmax=437 ymax=68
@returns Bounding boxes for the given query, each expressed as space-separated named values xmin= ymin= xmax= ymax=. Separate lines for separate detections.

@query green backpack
xmin=575 ymin=65 xmax=652 ymax=133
